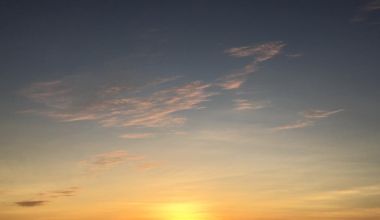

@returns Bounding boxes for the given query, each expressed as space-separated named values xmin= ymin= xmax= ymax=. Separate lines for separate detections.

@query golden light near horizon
xmin=157 ymin=202 xmax=212 ymax=220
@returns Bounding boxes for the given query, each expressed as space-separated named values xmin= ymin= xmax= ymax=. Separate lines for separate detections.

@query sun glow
xmin=158 ymin=202 xmax=212 ymax=220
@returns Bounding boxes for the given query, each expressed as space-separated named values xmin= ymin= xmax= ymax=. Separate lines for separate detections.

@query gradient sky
xmin=1 ymin=1 xmax=380 ymax=220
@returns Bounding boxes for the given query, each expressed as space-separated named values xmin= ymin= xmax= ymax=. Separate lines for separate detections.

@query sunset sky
xmin=1 ymin=1 xmax=380 ymax=220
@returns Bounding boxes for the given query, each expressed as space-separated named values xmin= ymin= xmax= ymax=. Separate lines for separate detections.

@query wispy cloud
xmin=22 ymin=79 xmax=214 ymax=129
xmin=217 ymin=61 xmax=256 ymax=90
xmin=273 ymin=109 xmax=344 ymax=131
xmin=272 ymin=119 xmax=314 ymax=131
xmin=352 ymin=0 xmax=380 ymax=22
xmin=234 ymin=99 xmax=268 ymax=111
xmin=219 ymin=41 xmax=286 ymax=90
xmin=80 ymin=150 xmax=132 ymax=172
xmin=119 ymin=133 xmax=154 ymax=139
xmin=15 ymin=200 xmax=47 ymax=207
xmin=15 ymin=186 xmax=79 ymax=208
xmin=302 ymin=109 xmax=344 ymax=119
xmin=38 ymin=186 xmax=79 ymax=198
xmin=308 ymin=185 xmax=380 ymax=201
xmin=225 ymin=41 xmax=285 ymax=62
xmin=80 ymin=150 xmax=160 ymax=173
xmin=218 ymin=79 xmax=245 ymax=90
xmin=20 ymin=41 xmax=289 ymax=136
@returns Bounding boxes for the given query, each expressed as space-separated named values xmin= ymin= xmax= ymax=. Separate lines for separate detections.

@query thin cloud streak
xmin=273 ymin=109 xmax=344 ymax=131
xmin=81 ymin=150 xmax=132 ymax=172
xmin=234 ymin=99 xmax=268 ymax=111
xmin=80 ymin=150 xmax=160 ymax=173
xmin=15 ymin=200 xmax=47 ymax=207
xmin=119 ymin=133 xmax=154 ymax=139
xmin=39 ymin=187 xmax=79 ymax=198
xmin=302 ymin=109 xmax=344 ymax=119
xmin=15 ymin=186 xmax=80 ymax=208
xmin=225 ymin=41 xmax=286 ymax=62
xmin=272 ymin=119 xmax=314 ymax=131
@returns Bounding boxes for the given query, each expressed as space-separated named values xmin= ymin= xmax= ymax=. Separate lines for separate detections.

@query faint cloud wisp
xmin=352 ymin=0 xmax=380 ymax=22
xmin=273 ymin=109 xmax=344 ymax=131
xmin=219 ymin=41 xmax=286 ymax=90
xmin=80 ymin=150 xmax=161 ymax=174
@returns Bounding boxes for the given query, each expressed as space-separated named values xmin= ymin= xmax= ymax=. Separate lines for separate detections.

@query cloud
xmin=39 ymin=186 xmax=79 ymax=198
xmin=218 ymin=79 xmax=245 ymax=90
xmin=225 ymin=41 xmax=286 ymax=62
xmin=272 ymin=119 xmax=314 ymax=131
xmin=81 ymin=150 xmax=132 ymax=172
xmin=119 ymin=133 xmax=154 ymax=139
xmin=21 ymin=79 xmax=214 ymax=129
xmin=217 ymin=62 xmax=256 ymax=90
xmin=20 ymin=41 xmax=287 ymax=135
xmin=305 ymin=185 xmax=380 ymax=210
xmin=234 ymin=99 xmax=268 ymax=111
xmin=219 ymin=42 xmax=286 ymax=90
xmin=15 ymin=186 xmax=79 ymax=208
xmin=273 ymin=108 xmax=344 ymax=131
xmin=302 ymin=109 xmax=344 ymax=119
xmin=15 ymin=200 xmax=47 ymax=207
xmin=352 ymin=0 xmax=380 ymax=22
xmin=80 ymin=150 xmax=160 ymax=173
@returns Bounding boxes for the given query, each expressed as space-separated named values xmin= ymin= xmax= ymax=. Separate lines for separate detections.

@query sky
xmin=0 ymin=0 xmax=380 ymax=220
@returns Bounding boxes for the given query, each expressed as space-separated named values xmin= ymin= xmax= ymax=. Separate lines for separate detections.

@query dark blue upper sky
xmin=1 ymin=0 xmax=379 ymax=132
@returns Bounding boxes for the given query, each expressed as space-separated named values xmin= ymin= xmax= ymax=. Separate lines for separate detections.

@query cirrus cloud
xmin=273 ymin=109 xmax=344 ymax=131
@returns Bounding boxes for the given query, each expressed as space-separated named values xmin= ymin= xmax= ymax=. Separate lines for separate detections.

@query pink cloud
xmin=219 ymin=42 xmax=285 ymax=90
xmin=225 ymin=41 xmax=286 ymax=62
xmin=21 ymin=79 xmax=213 ymax=129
